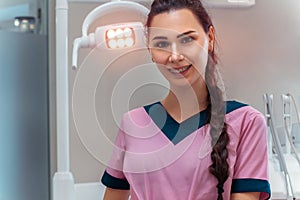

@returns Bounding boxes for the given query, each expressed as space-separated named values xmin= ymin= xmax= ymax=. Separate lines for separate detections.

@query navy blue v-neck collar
xmin=143 ymin=101 xmax=247 ymax=145
xmin=144 ymin=102 xmax=209 ymax=145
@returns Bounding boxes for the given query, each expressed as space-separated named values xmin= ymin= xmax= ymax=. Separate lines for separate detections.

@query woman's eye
xmin=180 ymin=36 xmax=193 ymax=44
xmin=154 ymin=41 xmax=170 ymax=48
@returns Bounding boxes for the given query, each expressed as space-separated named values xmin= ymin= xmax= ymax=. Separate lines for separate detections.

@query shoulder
xmin=226 ymin=100 xmax=265 ymax=122
xmin=122 ymin=101 xmax=163 ymax=123
xmin=120 ymin=103 xmax=161 ymax=137
xmin=121 ymin=106 xmax=150 ymax=125
xmin=225 ymin=100 xmax=267 ymax=136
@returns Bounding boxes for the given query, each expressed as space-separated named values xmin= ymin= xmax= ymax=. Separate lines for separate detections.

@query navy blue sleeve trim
xmin=231 ymin=179 xmax=271 ymax=199
xmin=101 ymin=170 xmax=130 ymax=190
xmin=226 ymin=100 xmax=248 ymax=114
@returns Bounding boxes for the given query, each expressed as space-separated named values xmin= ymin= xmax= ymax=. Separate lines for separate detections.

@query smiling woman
xmin=147 ymin=9 xmax=211 ymax=91
xmin=100 ymin=1 xmax=271 ymax=200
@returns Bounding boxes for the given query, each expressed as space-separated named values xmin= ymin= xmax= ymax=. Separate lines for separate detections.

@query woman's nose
xmin=169 ymin=43 xmax=184 ymax=63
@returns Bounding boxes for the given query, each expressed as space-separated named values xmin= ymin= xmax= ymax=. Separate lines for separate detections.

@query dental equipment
xmin=53 ymin=1 xmax=149 ymax=200
xmin=289 ymin=94 xmax=300 ymax=127
xmin=71 ymin=1 xmax=149 ymax=69
xmin=282 ymin=94 xmax=300 ymax=166
xmin=263 ymin=94 xmax=296 ymax=200
xmin=53 ymin=0 xmax=74 ymax=199
xmin=282 ymin=94 xmax=293 ymax=154
xmin=264 ymin=94 xmax=275 ymax=158
xmin=289 ymin=93 xmax=300 ymax=151
xmin=284 ymin=93 xmax=300 ymax=150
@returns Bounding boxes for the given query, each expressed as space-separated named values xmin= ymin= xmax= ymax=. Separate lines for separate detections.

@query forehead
xmin=149 ymin=8 xmax=205 ymax=36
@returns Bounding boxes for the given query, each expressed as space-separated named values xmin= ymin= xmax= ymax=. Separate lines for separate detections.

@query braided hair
xmin=146 ymin=1 xmax=229 ymax=199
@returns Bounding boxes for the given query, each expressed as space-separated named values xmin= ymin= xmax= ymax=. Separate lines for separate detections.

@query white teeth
xmin=169 ymin=65 xmax=191 ymax=74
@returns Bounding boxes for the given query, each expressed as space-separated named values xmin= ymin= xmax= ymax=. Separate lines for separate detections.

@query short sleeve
xmin=101 ymin=121 xmax=130 ymax=190
xmin=231 ymin=110 xmax=271 ymax=199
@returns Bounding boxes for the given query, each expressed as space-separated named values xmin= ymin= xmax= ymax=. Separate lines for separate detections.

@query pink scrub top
xmin=101 ymin=101 xmax=271 ymax=200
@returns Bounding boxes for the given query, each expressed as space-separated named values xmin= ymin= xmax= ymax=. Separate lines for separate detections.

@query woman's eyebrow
xmin=152 ymin=36 xmax=168 ymax=40
xmin=177 ymin=30 xmax=197 ymax=38
xmin=151 ymin=30 xmax=197 ymax=41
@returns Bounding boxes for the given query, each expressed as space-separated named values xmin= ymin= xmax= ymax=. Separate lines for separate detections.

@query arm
xmin=101 ymin=123 xmax=130 ymax=200
xmin=231 ymin=192 xmax=260 ymax=200
xmin=230 ymin=107 xmax=271 ymax=199
xmin=103 ymin=187 xmax=130 ymax=200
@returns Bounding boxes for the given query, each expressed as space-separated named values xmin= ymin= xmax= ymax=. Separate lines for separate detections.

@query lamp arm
xmin=72 ymin=34 xmax=96 ymax=69
xmin=81 ymin=1 xmax=149 ymax=36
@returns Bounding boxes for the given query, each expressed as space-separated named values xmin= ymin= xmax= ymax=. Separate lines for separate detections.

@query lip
xmin=168 ymin=64 xmax=192 ymax=76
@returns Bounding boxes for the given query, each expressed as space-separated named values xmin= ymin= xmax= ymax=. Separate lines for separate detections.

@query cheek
xmin=150 ymin=50 xmax=170 ymax=64
xmin=186 ymin=43 xmax=209 ymax=75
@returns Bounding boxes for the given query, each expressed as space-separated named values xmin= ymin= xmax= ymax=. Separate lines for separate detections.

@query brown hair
xmin=146 ymin=1 xmax=229 ymax=199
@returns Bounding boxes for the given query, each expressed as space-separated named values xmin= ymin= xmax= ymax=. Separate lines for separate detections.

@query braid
xmin=205 ymin=57 xmax=230 ymax=200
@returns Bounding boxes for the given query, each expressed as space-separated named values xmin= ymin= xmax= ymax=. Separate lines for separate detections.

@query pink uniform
xmin=101 ymin=101 xmax=271 ymax=200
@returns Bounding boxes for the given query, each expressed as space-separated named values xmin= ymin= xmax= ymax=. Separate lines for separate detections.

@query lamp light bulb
xmin=123 ymin=28 xmax=132 ymax=37
xmin=117 ymin=39 xmax=125 ymax=48
xmin=125 ymin=38 xmax=134 ymax=47
xmin=107 ymin=29 xmax=116 ymax=39
xmin=116 ymin=28 xmax=123 ymax=38
xmin=108 ymin=39 xmax=117 ymax=49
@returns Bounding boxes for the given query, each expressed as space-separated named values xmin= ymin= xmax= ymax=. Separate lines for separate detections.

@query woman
xmin=101 ymin=0 xmax=271 ymax=199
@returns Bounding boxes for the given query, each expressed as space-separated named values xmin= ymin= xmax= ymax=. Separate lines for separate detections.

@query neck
xmin=161 ymin=82 xmax=208 ymax=123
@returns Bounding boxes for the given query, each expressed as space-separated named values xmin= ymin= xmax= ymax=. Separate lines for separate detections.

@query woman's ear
xmin=208 ymin=26 xmax=215 ymax=52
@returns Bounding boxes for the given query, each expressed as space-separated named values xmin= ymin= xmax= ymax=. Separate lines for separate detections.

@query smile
xmin=168 ymin=64 xmax=192 ymax=74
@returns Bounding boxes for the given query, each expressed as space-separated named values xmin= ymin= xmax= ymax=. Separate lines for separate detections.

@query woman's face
xmin=148 ymin=8 xmax=214 ymax=88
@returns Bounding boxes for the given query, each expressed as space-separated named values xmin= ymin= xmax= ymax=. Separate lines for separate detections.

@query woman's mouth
xmin=168 ymin=64 xmax=192 ymax=75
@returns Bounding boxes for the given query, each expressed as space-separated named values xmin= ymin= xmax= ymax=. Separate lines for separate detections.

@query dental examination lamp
xmin=263 ymin=94 xmax=296 ymax=200
xmin=53 ymin=1 xmax=149 ymax=200
xmin=72 ymin=1 xmax=149 ymax=69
